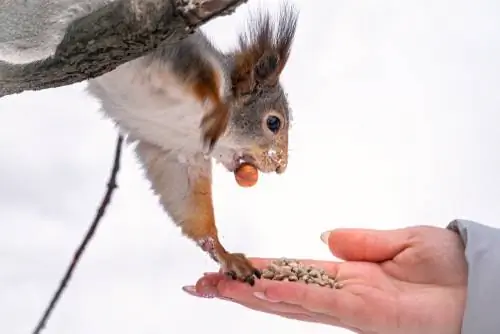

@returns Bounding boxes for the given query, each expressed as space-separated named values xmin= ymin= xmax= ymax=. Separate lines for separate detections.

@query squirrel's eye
xmin=266 ymin=115 xmax=281 ymax=134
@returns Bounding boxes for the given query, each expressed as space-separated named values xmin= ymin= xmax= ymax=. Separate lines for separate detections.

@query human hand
xmin=183 ymin=226 xmax=468 ymax=334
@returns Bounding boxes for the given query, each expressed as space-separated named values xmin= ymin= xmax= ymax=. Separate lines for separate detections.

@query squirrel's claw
xmin=199 ymin=237 xmax=260 ymax=286
xmin=219 ymin=252 xmax=261 ymax=286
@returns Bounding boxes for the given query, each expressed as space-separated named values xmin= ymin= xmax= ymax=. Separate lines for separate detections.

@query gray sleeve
xmin=447 ymin=219 xmax=500 ymax=334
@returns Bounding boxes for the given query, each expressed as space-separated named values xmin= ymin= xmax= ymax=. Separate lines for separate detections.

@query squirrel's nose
xmin=266 ymin=146 xmax=287 ymax=174
xmin=275 ymin=163 xmax=287 ymax=174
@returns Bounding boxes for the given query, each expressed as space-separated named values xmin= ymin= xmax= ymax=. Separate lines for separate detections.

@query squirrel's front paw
xmin=219 ymin=252 xmax=262 ymax=286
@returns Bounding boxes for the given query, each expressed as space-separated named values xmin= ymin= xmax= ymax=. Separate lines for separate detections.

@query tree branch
xmin=0 ymin=0 xmax=248 ymax=98
xmin=31 ymin=134 xmax=124 ymax=334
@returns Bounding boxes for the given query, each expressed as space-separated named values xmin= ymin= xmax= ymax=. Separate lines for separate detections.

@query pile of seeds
xmin=260 ymin=258 xmax=343 ymax=289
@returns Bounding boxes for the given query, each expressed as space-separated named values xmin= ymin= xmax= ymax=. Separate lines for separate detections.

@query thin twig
xmin=32 ymin=134 xmax=125 ymax=334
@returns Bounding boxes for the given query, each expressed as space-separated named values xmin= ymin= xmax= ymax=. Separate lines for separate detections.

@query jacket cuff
xmin=447 ymin=219 xmax=500 ymax=334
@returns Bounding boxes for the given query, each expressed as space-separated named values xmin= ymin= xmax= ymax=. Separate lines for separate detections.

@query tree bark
xmin=0 ymin=0 xmax=248 ymax=98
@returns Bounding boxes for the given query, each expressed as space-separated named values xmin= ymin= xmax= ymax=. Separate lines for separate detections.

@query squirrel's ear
xmin=231 ymin=54 xmax=256 ymax=97
xmin=254 ymin=52 xmax=280 ymax=86
xmin=232 ymin=4 xmax=298 ymax=96
xmin=231 ymin=52 xmax=281 ymax=96
xmin=230 ymin=52 xmax=280 ymax=97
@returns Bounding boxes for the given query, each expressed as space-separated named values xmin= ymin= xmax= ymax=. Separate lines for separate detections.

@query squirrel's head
xmin=215 ymin=3 xmax=298 ymax=175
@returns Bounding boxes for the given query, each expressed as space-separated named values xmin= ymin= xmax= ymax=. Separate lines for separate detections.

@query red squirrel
xmin=86 ymin=2 xmax=299 ymax=285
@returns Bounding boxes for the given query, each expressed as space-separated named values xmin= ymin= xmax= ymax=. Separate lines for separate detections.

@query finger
xmin=272 ymin=312 xmax=363 ymax=333
xmin=214 ymin=273 xmax=372 ymax=331
xmin=229 ymin=300 xmax=318 ymax=321
xmin=227 ymin=300 xmax=362 ymax=333
xmin=217 ymin=276 xmax=394 ymax=332
xmin=257 ymin=278 xmax=365 ymax=319
xmin=182 ymin=272 xmax=226 ymax=298
xmin=217 ymin=276 xmax=360 ymax=318
xmin=215 ymin=275 xmax=314 ymax=311
xmin=321 ymin=228 xmax=412 ymax=262
xmin=221 ymin=291 xmax=312 ymax=316
xmin=217 ymin=280 xmax=329 ymax=318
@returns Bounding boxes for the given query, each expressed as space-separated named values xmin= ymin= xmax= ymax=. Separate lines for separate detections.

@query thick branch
xmin=0 ymin=0 xmax=248 ymax=98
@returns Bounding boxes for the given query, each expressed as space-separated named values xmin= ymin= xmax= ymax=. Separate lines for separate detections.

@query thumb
xmin=320 ymin=228 xmax=412 ymax=262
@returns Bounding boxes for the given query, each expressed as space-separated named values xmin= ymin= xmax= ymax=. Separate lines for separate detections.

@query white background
xmin=1 ymin=0 xmax=500 ymax=333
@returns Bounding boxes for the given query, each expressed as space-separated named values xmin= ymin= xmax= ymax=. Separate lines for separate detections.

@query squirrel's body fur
xmin=87 ymin=31 xmax=235 ymax=244
xmin=87 ymin=2 xmax=299 ymax=285
xmin=87 ymin=31 xmax=235 ymax=164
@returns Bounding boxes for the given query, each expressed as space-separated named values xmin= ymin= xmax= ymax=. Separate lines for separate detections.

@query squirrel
xmin=85 ymin=2 xmax=299 ymax=286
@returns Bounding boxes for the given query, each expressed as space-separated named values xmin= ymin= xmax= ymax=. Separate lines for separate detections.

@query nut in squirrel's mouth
xmin=226 ymin=154 xmax=258 ymax=172
xmin=217 ymin=151 xmax=258 ymax=173
xmin=219 ymin=150 xmax=286 ymax=174
xmin=218 ymin=148 xmax=285 ymax=174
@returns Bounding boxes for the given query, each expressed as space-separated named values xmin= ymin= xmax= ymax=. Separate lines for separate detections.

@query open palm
xmin=186 ymin=226 xmax=467 ymax=334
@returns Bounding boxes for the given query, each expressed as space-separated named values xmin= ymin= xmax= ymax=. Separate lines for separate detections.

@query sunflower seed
xmin=260 ymin=259 xmax=342 ymax=289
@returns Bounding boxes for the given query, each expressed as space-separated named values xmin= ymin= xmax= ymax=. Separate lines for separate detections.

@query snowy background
xmin=2 ymin=0 xmax=500 ymax=333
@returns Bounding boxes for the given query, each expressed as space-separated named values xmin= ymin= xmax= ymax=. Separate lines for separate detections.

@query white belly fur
xmin=86 ymin=57 xmax=212 ymax=155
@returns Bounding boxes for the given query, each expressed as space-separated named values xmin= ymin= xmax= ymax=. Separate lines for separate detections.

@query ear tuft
xmin=231 ymin=53 xmax=256 ymax=96
xmin=255 ymin=52 xmax=280 ymax=83
xmin=230 ymin=2 xmax=299 ymax=96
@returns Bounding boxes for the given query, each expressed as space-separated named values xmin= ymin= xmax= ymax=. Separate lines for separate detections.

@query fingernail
xmin=182 ymin=285 xmax=217 ymax=299
xmin=253 ymin=291 xmax=280 ymax=303
xmin=320 ymin=231 xmax=331 ymax=244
